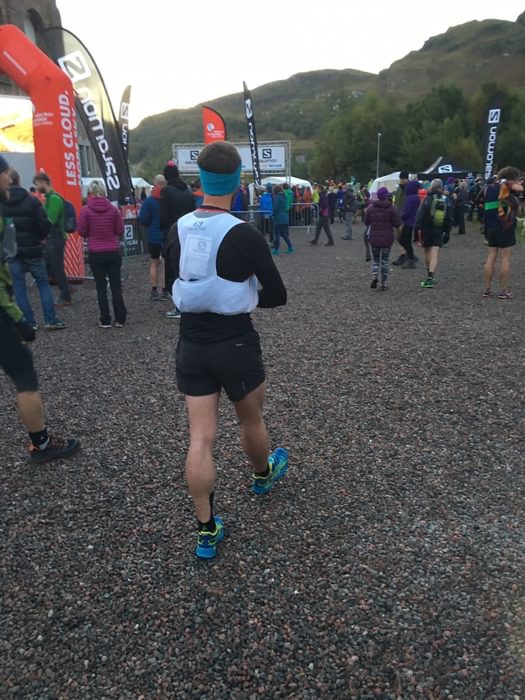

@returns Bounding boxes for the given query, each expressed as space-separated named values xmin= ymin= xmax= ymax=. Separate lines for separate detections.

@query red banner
xmin=202 ymin=106 xmax=227 ymax=144
xmin=0 ymin=24 xmax=84 ymax=278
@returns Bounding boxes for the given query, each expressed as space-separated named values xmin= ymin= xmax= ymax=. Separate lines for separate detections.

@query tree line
xmin=306 ymin=83 xmax=525 ymax=183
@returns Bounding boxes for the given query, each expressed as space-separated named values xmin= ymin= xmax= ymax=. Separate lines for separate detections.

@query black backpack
xmin=57 ymin=194 xmax=77 ymax=234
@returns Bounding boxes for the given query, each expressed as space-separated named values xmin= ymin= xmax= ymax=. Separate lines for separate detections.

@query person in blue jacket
xmin=271 ymin=185 xmax=294 ymax=254
xmin=259 ymin=183 xmax=274 ymax=243
xmin=139 ymin=174 xmax=167 ymax=300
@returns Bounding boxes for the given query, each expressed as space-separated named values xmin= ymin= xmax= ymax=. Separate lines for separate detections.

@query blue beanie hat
xmin=0 ymin=155 xmax=9 ymax=173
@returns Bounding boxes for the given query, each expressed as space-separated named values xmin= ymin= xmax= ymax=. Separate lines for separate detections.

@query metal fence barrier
xmin=232 ymin=204 xmax=319 ymax=235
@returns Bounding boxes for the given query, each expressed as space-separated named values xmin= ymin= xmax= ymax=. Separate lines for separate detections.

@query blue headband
xmin=200 ymin=164 xmax=242 ymax=195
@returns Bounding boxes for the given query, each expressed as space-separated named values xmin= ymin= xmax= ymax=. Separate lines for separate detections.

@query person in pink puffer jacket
xmin=78 ymin=180 xmax=126 ymax=328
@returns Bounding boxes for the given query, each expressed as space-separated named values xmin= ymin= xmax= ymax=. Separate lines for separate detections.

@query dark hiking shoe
xmin=29 ymin=436 xmax=81 ymax=464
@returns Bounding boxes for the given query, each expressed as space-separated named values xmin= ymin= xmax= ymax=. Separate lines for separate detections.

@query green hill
xmin=130 ymin=16 xmax=525 ymax=179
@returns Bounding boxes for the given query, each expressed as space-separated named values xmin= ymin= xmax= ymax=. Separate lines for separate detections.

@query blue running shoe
xmin=252 ymin=448 xmax=289 ymax=495
xmin=195 ymin=516 xmax=224 ymax=559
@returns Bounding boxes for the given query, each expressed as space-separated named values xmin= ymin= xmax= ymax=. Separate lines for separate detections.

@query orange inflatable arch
xmin=0 ymin=24 xmax=84 ymax=277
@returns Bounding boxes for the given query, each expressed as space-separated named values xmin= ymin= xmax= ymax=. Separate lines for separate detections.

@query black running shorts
xmin=422 ymin=228 xmax=444 ymax=248
xmin=176 ymin=331 xmax=265 ymax=402
xmin=0 ymin=311 xmax=39 ymax=392
xmin=485 ymin=228 xmax=516 ymax=249
xmin=148 ymin=243 xmax=163 ymax=259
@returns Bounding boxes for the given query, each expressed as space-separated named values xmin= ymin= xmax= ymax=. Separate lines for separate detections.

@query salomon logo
xmin=58 ymin=51 xmax=91 ymax=83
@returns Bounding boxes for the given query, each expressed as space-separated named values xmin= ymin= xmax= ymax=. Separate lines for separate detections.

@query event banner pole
xmin=483 ymin=104 xmax=502 ymax=181
xmin=202 ymin=106 xmax=227 ymax=144
xmin=43 ymin=27 xmax=133 ymax=203
xmin=242 ymin=82 xmax=261 ymax=189
xmin=119 ymin=85 xmax=131 ymax=156
xmin=117 ymin=84 xmax=136 ymax=204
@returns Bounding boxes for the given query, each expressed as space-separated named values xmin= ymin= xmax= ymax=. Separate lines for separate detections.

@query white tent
xmin=369 ymin=171 xmax=401 ymax=195
xmin=260 ymin=175 xmax=313 ymax=191
xmin=81 ymin=176 xmax=153 ymax=198
xmin=369 ymin=171 xmax=419 ymax=198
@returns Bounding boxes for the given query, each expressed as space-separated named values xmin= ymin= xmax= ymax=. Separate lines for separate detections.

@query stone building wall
xmin=0 ymin=0 xmax=62 ymax=94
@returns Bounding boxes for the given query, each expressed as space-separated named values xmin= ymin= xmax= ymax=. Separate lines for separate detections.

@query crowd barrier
xmin=233 ymin=204 xmax=320 ymax=233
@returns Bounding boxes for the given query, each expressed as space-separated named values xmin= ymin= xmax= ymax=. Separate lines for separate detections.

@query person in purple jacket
xmin=310 ymin=185 xmax=334 ymax=246
xmin=364 ymin=187 xmax=402 ymax=291
xmin=77 ymin=180 xmax=126 ymax=328
xmin=399 ymin=179 xmax=421 ymax=269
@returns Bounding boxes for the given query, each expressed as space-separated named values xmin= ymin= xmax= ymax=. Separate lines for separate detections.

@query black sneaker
xmin=392 ymin=254 xmax=407 ymax=266
xmin=150 ymin=289 xmax=159 ymax=301
xmin=370 ymin=278 xmax=378 ymax=289
xmin=160 ymin=291 xmax=170 ymax=301
xmin=29 ymin=436 xmax=81 ymax=464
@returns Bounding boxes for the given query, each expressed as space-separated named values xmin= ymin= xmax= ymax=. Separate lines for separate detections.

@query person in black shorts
xmin=482 ymin=166 xmax=523 ymax=300
xmin=415 ymin=178 xmax=453 ymax=289
xmin=0 ymin=155 xmax=80 ymax=464
xmin=138 ymin=174 xmax=167 ymax=300
xmin=166 ymin=141 xmax=288 ymax=559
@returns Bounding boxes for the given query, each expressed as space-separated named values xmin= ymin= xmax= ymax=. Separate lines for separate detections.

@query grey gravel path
xmin=1 ymin=220 xmax=524 ymax=699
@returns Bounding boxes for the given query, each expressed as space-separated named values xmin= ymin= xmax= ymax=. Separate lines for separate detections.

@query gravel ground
xmin=1 ymin=219 xmax=524 ymax=700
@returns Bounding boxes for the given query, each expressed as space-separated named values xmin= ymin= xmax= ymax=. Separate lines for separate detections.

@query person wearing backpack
xmin=33 ymin=171 xmax=72 ymax=306
xmin=415 ymin=178 xmax=453 ymax=288
xmin=482 ymin=166 xmax=522 ymax=300
xmin=0 ymin=155 xmax=80 ymax=464
xmin=5 ymin=168 xmax=65 ymax=331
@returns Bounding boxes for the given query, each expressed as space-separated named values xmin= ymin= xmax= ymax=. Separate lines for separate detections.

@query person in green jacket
xmin=0 ymin=157 xmax=80 ymax=464
xmin=282 ymin=182 xmax=294 ymax=224
xmin=33 ymin=171 xmax=72 ymax=305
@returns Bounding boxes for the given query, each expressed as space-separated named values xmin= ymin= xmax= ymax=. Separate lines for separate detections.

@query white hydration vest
xmin=173 ymin=211 xmax=259 ymax=315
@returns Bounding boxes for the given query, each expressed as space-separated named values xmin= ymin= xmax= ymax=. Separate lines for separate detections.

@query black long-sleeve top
xmin=166 ymin=210 xmax=287 ymax=344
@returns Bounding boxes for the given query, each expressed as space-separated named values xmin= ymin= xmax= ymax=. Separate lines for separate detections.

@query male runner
xmin=166 ymin=141 xmax=288 ymax=559
xmin=482 ymin=166 xmax=522 ymax=299
xmin=0 ymin=156 xmax=80 ymax=464
xmin=415 ymin=178 xmax=453 ymax=288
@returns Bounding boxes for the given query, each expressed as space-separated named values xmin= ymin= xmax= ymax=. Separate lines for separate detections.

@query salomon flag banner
xmin=43 ymin=27 xmax=133 ymax=203
xmin=483 ymin=105 xmax=502 ymax=181
xmin=202 ymin=106 xmax=226 ymax=144
xmin=243 ymin=82 xmax=261 ymax=189
xmin=119 ymin=85 xmax=131 ymax=155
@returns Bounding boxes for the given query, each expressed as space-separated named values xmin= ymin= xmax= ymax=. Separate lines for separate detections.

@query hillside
xmin=377 ymin=18 xmax=525 ymax=98
xmin=129 ymin=16 xmax=525 ymax=178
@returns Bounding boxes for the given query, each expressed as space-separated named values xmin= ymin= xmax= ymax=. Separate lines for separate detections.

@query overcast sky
xmin=56 ymin=1 xmax=524 ymax=129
